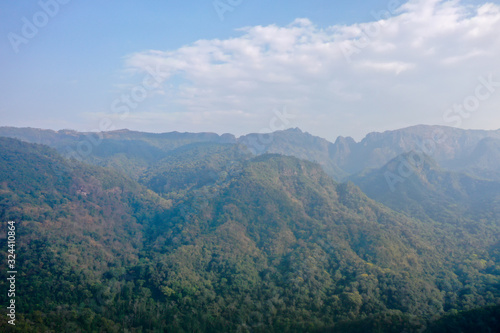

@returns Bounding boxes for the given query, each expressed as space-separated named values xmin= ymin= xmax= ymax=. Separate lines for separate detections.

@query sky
xmin=1 ymin=0 xmax=500 ymax=141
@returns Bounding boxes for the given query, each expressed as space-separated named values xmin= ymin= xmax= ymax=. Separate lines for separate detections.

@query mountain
xmin=1 ymin=137 xmax=499 ymax=332
xmin=2 ymin=125 xmax=500 ymax=181
xmin=0 ymin=127 xmax=236 ymax=180
xmin=453 ymin=137 xmax=500 ymax=180
xmin=350 ymin=151 xmax=500 ymax=224
xmin=333 ymin=125 xmax=500 ymax=175
xmin=239 ymin=125 xmax=500 ymax=180
xmin=0 ymin=127 xmax=236 ymax=149
xmin=239 ymin=128 xmax=348 ymax=179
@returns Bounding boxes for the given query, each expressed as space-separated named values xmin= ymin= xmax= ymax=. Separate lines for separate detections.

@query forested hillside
xmin=350 ymin=151 xmax=500 ymax=224
xmin=0 ymin=138 xmax=169 ymax=331
xmin=1 ymin=136 xmax=499 ymax=332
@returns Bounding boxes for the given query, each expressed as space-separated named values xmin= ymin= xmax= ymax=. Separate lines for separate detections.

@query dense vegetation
xmin=0 ymin=133 xmax=499 ymax=332
xmin=351 ymin=151 xmax=500 ymax=223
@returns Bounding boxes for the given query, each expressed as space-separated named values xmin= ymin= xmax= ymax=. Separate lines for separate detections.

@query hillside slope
xmin=350 ymin=151 xmax=500 ymax=225
xmin=0 ymin=138 xmax=169 ymax=331
xmin=0 ymin=138 xmax=499 ymax=332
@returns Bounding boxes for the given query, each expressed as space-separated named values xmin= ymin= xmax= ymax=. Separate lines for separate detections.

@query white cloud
xmin=356 ymin=61 xmax=416 ymax=74
xmin=117 ymin=0 xmax=500 ymax=140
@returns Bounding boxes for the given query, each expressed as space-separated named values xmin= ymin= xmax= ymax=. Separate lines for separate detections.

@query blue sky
xmin=1 ymin=0 xmax=500 ymax=141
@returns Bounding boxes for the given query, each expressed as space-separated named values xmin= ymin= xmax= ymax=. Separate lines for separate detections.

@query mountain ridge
xmin=3 ymin=124 xmax=500 ymax=182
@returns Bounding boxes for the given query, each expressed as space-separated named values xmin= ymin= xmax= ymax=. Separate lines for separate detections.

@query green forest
xmin=0 ymin=133 xmax=499 ymax=332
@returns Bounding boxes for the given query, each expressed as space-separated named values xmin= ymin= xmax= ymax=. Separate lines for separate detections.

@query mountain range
xmin=2 ymin=124 xmax=500 ymax=181
xmin=0 ymin=125 xmax=499 ymax=332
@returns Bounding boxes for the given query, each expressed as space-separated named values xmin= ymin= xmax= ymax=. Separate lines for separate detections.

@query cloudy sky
xmin=1 ymin=0 xmax=500 ymax=141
